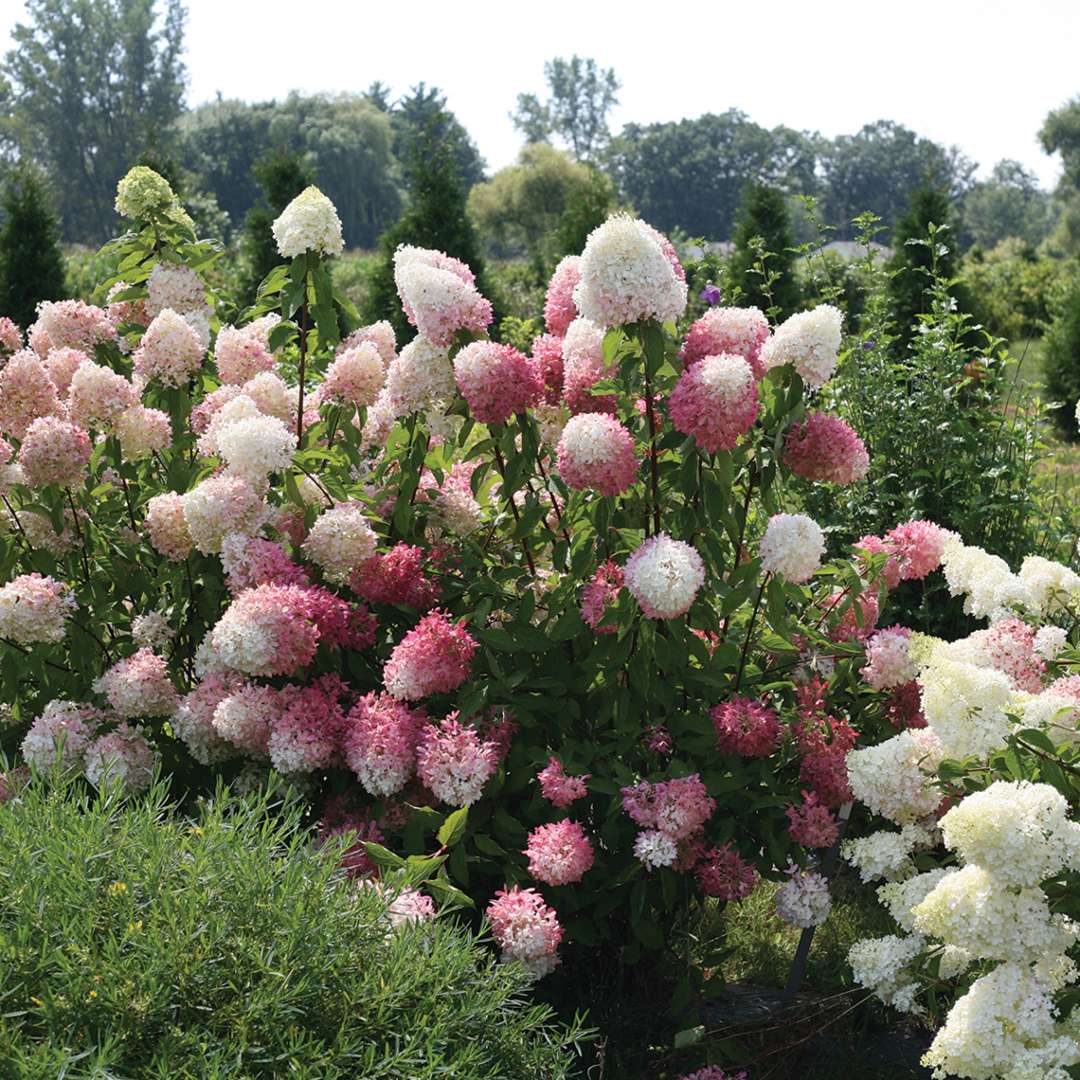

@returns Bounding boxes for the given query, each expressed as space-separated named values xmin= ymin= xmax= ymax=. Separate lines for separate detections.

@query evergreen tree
xmin=1043 ymin=278 xmax=1080 ymax=440
xmin=0 ymin=164 xmax=66 ymax=328
xmin=366 ymin=116 xmax=496 ymax=341
xmin=728 ymin=183 xmax=800 ymax=319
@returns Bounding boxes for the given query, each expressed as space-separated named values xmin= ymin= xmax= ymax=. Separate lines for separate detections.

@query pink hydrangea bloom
xmin=132 ymin=308 xmax=204 ymax=387
xmin=711 ymin=696 xmax=781 ymax=758
xmin=416 ymin=714 xmax=498 ymax=805
xmin=544 ymin=255 xmax=581 ymax=337
xmin=114 ymin=405 xmax=171 ymax=462
xmin=624 ymin=534 xmax=705 ymax=620
xmin=537 ymin=757 xmax=590 ymax=808
xmin=0 ymin=316 xmax=22 ymax=356
xmin=317 ymin=342 xmax=386 ymax=409
xmin=16 ymin=416 xmax=91 ymax=488
xmin=93 ymin=648 xmax=178 ymax=718
xmin=1048 ymin=675 xmax=1080 ymax=703
xmin=181 ymin=475 xmax=264 ymax=555
xmin=453 ymin=341 xmax=541 ymax=424
xmin=212 ymin=683 xmax=278 ymax=758
xmin=883 ymin=520 xmax=954 ymax=581
xmin=796 ymin=714 xmax=858 ymax=809
xmin=679 ymin=306 xmax=770 ymax=378
xmin=581 ymin=561 xmax=624 ymax=633
xmin=786 ymin=791 xmax=840 ymax=848
xmin=337 ymin=321 xmax=396 ymax=366
xmin=530 ymin=333 xmax=565 ymax=404
xmin=783 ymin=412 xmax=869 ymax=485
xmin=822 ymin=588 xmax=880 ymax=644
xmin=67 ymin=359 xmax=138 ymax=430
xmin=862 ymin=626 xmax=915 ymax=690
xmin=83 ymin=723 xmax=157 ymax=792
xmin=668 ymin=352 xmax=759 ymax=453
xmin=524 ymin=819 xmax=595 ymax=886
xmin=352 ymin=544 xmax=441 ymax=610
xmin=855 ymin=534 xmax=902 ymax=590
xmin=556 ymin=412 xmax=638 ymax=496
xmin=0 ymin=573 xmax=75 ymax=645
xmin=561 ymin=318 xmax=615 ymax=415
xmin=0 ymin=349 xmax=65 ymax=439
xmin=268 ymin=675 xmax=347 ymax=775
xmin=145 ymin=492 xmax=193 ymax=562
xmin=695 ymin=843 xmax=758 ymax=901
xmin=220 ymin=534 xmax=310 ymax=594
xmin=885 ymin=681 xmax=927 ymax=730
xmin=28 ymin=299 xmax=115 ymax=356
xmin=383 ymin=610 xmax=477 ymax=700
xmin=980 ymin=617 xmax=1045 ymax=692
xmin=486 ymin=885 xmax=563 ymax=976
xmin=393 ymin=245 xmax=492 ymax=347
xmin=20 ymin=700 xmax=97 ymax=769
xmin=678 ymin=1068 xmax=747 ymax=1080
xmin=621 ymin=774 xmax=716 ymax=841
xmin=171 ymin=673 xmax=243 ymax=765
xmin=343 ymin=691 xmax=427 ymax=797
xmin=43 ymin=346 xmax=89 ymax=394
xmin=191 ymin=384 xmax=243 ymax=434
xmin=480 ymin=708 xmax=517 ymax=763
xmin=214 ymin=323 xmax=275 ymax=385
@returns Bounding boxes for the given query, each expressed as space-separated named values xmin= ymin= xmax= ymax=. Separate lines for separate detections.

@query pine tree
xmin=728 ymin=183 xmax=800 ymax=319
xmin=365 ymin=116 xmax=496 ymax=341
xmin=0 ymin=165 xmax=67 ymax=328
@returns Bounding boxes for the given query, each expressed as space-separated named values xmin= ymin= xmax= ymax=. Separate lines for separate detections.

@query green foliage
xmin=3 ymin=0 xmax=187 ymax=242
xmin=392 ymin=83 xmax=486 ymax=193
xmin=1043 ymin=275 xmax=1080 ymax=439
xmin=0 ymin=164 xmax=66 ymax=326
xmin=961 ymin=159 xmax=1052 ymax=249
xmin=728 ymin=183 xmax=801 ymax=319
xmin=0 ymin=777 xmax=588 ymax=1078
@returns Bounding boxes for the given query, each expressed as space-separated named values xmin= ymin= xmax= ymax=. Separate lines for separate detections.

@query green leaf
xmin=437 ymin=807 xmax=469 ymax=848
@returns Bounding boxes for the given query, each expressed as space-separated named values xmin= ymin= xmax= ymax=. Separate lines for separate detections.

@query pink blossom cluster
xmin=268 ymin=674 xmax=349 ymax=774
xmin=416 ymin=714 xmax=498 ymax=805
xmin=383 ymin=610 xmax=476 ymax=700
xmin=862 ymin=626 xmax=915 ymax=690
xmin=0 ymin=350 xmax=65 ymax=439
xmin=145 ymin=492 xmax=193 ymax=561
xmin=580 ymin=561 xmax=624 ymax=633
xmin=884 ymin=681 xmax=927 ymax=730
xmin=171 ymin=672 xmax=243 ymax=765
xmin=979 ymin=617 xmax=1045 ymax=692
xmin=351 ymin=544 xmax=440 ymax=610
xmin=319 ymin=809 xmax=385 ymax=879
xmin=537 ymin=757 xmax=590 ymax=808
xmin=858 ymin=520 xmax=953 ymax=589
xmin=710 ymin=696 xmax=781 ymax=757
xmin=622 ymin=774 xmax=716 ymax=843
xmin=0 ymin=573 xmax=75 ymax=645
xmin=678 ymin=1068 xmax=747 ymax=1080
xmin=220 ymin=534 xmax=310 ymax=594
xmin=786 ymin=790 xmax=840 ymax=848
xmin=668 ymin=352 xmax=759 ymax=454
xmin=214 ymin=323 xmax=276 ymax=385
xmin=393 ymin=245 xmax=492 ymax=346
xmin=316 ymin=342 xmax=386 ymax=409
xmin=543 ymin=255 xmax=582 ymax=337
xmin=695 ymin=843 xmax=759 ymax=901
xmin=556 ymin=412 xmax=638 ymax=496
xmin=43 ymin=347 xmax=90 ymax=394
xmin=822 ymin=588 xmax=880 ymax=644
xmin=0 ymin=316 xmax=22 ymax=355
xmin=17 ymin=416 xmax=92 ymax=488
xmin=68 ymin=359 xmax=138 ymax=430
xmin=115 ymin=405 xmax=171 ymax=462
xmin=181 ymin=475 xmax=264 ymax=555
xmin=453 ymin=341 xmax=541 ymax=424
xmin=132 ymin=309 xmax=204 ymax=387
xmin=486 ymin=885 xmax=563 ymax=977
xmin=529 ymin=333 xmax=565 ymax=404
xmin=783 ymin=412 xmax=869 ymax=486
xmin=624 ymin=533 xmax=705 ymax=619
xmin=679 ymin=306 xmax=770 ymax=378
xmin=342 ymin=692 xmax=426 ymax=797
xmin=795 ymin=706 xmax=859 ymax=809
xmin=524 ymin=819 xmax=595 ymax=885
xmin=28 ymin=299 xmax=116 ymax=356
xmin=93 ymin=648 xmax=178 ymax=718
xmin=20 ymin=700 xmax=100 ymax=769
xmin=337 ymin=320 xmax=396 ymax=366
xmin=83 ymin=722 xmax=157 ymax=792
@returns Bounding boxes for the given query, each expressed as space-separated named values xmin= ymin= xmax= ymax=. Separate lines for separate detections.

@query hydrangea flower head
xmin=556 ymin=412 xmax=638 ymax=496
xmin=679 ymin=306 xmax=770 ymax=378
xmin=524 ymin=819 xmax=595 ymax=885
xmin=624 ymin=533 xmax=705 ymax=619
xmin=272 ymin=186 xmax=344 ymax=258
xmin=668 ymin=352 xmax=759 ymax=453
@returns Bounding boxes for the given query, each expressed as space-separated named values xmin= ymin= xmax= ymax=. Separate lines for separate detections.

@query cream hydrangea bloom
xmin=272 ymin=186 xmax=344 ymax=259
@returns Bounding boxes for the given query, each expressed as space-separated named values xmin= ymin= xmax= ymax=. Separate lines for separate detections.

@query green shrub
xmin=728 ymin=182 xmax=801 ymax=319
xmin=1043 ymin=275 xmax=1080 ymax=439
xmin=0 ymin=777 xmax=586 ymax=1079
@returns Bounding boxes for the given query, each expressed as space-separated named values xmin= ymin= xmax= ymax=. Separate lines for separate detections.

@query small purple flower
xmin=699 ymin=283 xmax=722 ymax=307
xmin=861 ymin=339 xmax=876 ymax=351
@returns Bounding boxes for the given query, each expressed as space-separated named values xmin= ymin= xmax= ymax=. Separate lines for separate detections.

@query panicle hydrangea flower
xmin=1035 ymin=625 xmax=1069 ymax=660
xmin=171 ymin=673 xmax=244 ymax=765
xmin=0 ymin=316 xmax=22 ymax=356
xmin=393 ymin=245 xmax=492 ymax=346
xmin=940 ymin=538 xmax=1033 ymax=621
xmin=272 ymin=186 xmax=344 ymax=258
xmin=939 ymin=780 xmax=1080 ymax=888
xmin=668 ymin=352 xmax=759 ymax=453
xmin=824 ymin=587 xmax=879 ymax=644
xmin=529 ymin=332 xmax=565 ymax=405
xmin=17 ymin=416 xmax=91 ymax=488
xmin=797 ymin=714 xmax=859 ymax=809
xmin=486 ymin=886 xmax=563 ymax=977
xmin=842 ymin=824 xmax=932 ymax=883
xmin=214 ymin=323 xmax=276 ymax=385
xmin=215 ymin=412 xmax=297 ymax=483
xmin=776 ymin=864 xmax=832 ymax=928
xmin=146 ymin=262 xmax=207 ymax=320
xmin=419 ymin=461 xmax=486 ymax=537
xmin=342 ymin=692 xmax=426 ymax=797
xmin=0 ymin=573 xmax=75 ymax=644
xmin=114 ymin=166 xmax=175 ymax=219
xmin=786 ymin=791 xmax=840 ymax=848
xmin=337 ymin=321 xmax=396 ymax=366
xmin=544 ymin=255 xmax=581 ymax=336
xmin=580 ymin=561 xmax=624 ymax=633
xmin=67 ymin=359 xmax=138 ymax=430
xmin=43 ymin=346 xmax=89 ymax=394
xmin=573 ymin=215 xmax=687 ymax=327
xmin=760 ymin=304 xmax=843 ymax=388
xmin=974 ymin=617 xmax=1045 ymax=691
xmin=268 ymin=675 xmax=347 ymax=775
xmin=696 ymin=843 xmax=759 ymax=900
xmin=302 ymin=503 xmax=378 ymax=585
xmin=846 ymin=728 xmax=945 ymax=825
xmin=847 ymin=933 xmax=925 ymax=1014
xmin=677 ymin=1069 xmax=747 ymax=1080
xmin=133 ymin=308 xmax=204 ymax=387
xmin=20 ymin=699 xmax=97 ymax=769
xmin=105 ymin=280 xmax=149 ymax=331
xmin=884 ymin=520 xmax=954 ymax=581
xmin=1018 ymin=554 xmax=1080 ymax=616
xmin=862 ymin=626 xmax=916 ymax=690
xmin=634 ymin=829 xmax=678 ymax=870
xmin=114 ymin=405 xmax=171 ymax=462
xmin=711 ymin=696 xmax=781 ymax=758
xmin=624 ymin=533 xmax=705 ymax=619
xmin=84 ymin=723 xmax=157 ymax=793
xmin=919 ymin=657 xmax=1014 ymax=759
xmin=145 ymin=491 xmax=193 ymax=561
xmin=211 ymin=683 xmax=277 ymax=758
xmin=555 ymin=412 xmax=638 ymax=496
xmin=28 ymin=299 xmax=116 ymax=356
xmin=130 ymin=610 xmax=175 ymax=653
xmin=181 ymin=475 xmax=264 ymax=555
xmin=197 ymin=395 xmax=262 ymax=457
xmin=317 ymin=342 xmax=385 ymax=408
xmin=93 ymin=648 xmax=178 ymax=718
xmin=621 ymin=774 xmax=716 ymax=840
xmin=351 ymin=544 xmax=440 ymax=610
xmin=220 ymin=533 xmax=309 ymax=594
xmin=537 ymin=757 xmax=590 ymax=808
xmin=14 ymin=507 xmax=78 ymax=555
xmin=359 ymin=879 xmax=437 ymax=930
xmin=384 ymin=335 xmax=455 ymax=417
xmin=416 ymin=714 xmax=498 ymax=806
xmin=0 ymin=349 xmax=66 ymax=439
xmin=452 ymin=341 xmax=541 ymax=424
xmin=679 ymin=306 xmax=771 ymax=378
xmin=242 ymin=371 xmax=295 ymax=425
xmin=783 ymin=412 xmax=869 ymax=485
xmin=758 ymin=513 xmax=825 ymax=584
xmin=876 ymin=868 xmax=955 ymax=934
xmin=383 ymin=610 xmax=477 ymax=700
xmin=524 ymin=819 xmax=595 ymax=885
xmin=855 ymin=534 xmax=902 ymax=590
xmin=190 ymin=384 xmax=243 ymax=434
xmin=561 ymin=317 xmax=616 ymax=415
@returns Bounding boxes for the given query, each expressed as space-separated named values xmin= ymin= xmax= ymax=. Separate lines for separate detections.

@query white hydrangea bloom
xmin=775 ymin=867 xmax=831 ymax=928
xmin=877 ymin=868 xmax=956 ymax=934
xmin=623 ymin=533 xmax=705 ymax=619
xmin=941 ymin=538 xmax=1035 ymax=621
xmin=846 ymin=728 xmax=945 ymax=825
xmin=848 ymin=933 xmax=926 ymax=1014
xmin=131 ymin=610 xmax=175 ymax=652
xmin=385 ymin=336 xmax=455 ymax=417
xmin=842 ymin=824 xmax=932 ymax=883
xmin=1035 ymin=625 xmax=1069 ymax=660
xmin=271 ymin=186 xmax=344 ymax=259
xmin=302 ymin=503 xmax=378 ymax=585
xmin=758 ymin=513 xmax=825 ymax=584
xmin=1019 ymin=555 xmax=1080 ymax=617
xmin=760 ymin=305 xmax=843 ymax=388
xmin=633 ymin=829 xmax=677 ymax=870
xmin=215 ymin=413 xmax=298 ymax=484
xmin=146 ymin=262 xmax=208 ymax=319
xmin=919 ymin=657 xmax=1015 ymax=760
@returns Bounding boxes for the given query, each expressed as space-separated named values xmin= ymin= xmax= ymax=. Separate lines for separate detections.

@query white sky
xmin=0 ymin=0 xmax=1077 ymax=188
